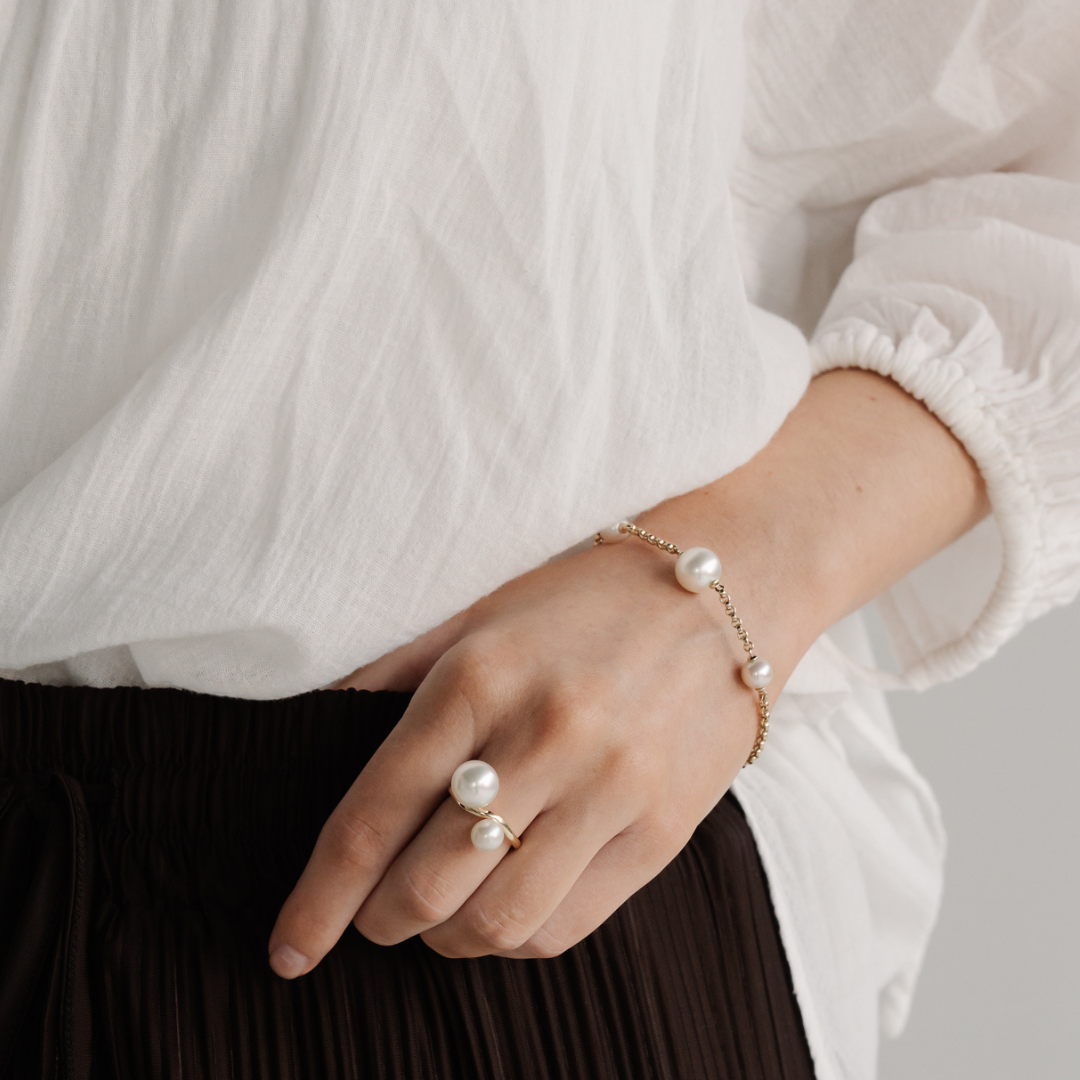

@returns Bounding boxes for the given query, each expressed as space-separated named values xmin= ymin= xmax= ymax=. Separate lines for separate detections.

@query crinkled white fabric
xmin=3 ymin=3 xmax=1080 ymax=1079
xmin=0 ymin=0 xmax=804 ymax=697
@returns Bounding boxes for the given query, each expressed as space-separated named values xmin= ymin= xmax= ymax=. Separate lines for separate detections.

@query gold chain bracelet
xmin=594 ymin=521 xmax=771 ymax=766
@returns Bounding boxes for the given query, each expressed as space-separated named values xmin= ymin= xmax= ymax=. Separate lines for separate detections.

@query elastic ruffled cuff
xmin=810 ymin=314 xmax=1041 ymax=690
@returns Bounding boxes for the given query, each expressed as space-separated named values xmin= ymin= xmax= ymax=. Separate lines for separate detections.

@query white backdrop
xmin=874 ymin=598 xmax=1080 ymax=1079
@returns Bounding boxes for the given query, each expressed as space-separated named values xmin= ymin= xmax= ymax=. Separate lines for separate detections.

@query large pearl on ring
xmin=471 ymin=819 xmax=506 ymax=850
xmin=451 ymin=760 xmax=499 ymax=809
xmin=674 ymin=547 xmax=722 ymax=593
xmin=742 ymin=657 xmax=773 ymax=689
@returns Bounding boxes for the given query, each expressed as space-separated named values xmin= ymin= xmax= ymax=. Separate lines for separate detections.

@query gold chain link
xmin=615 ymin=522 xmax=684 ymax=556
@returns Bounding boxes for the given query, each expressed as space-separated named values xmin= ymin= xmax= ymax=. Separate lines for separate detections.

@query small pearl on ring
xmin=742 ymin=657 xmax=773 ymax=689
xmin=451 ymin=760 xmax=499 ymax=809
xmin=471 ymin=818 xmax=506 ymax=850
xmin=674 ymin=547 xmax=722 ymax=593
xmin=598 ymin=522 xmax=631 ymax=543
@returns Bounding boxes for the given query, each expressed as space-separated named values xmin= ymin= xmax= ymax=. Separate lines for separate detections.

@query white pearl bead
xmin=471 ymin=818 xmax=506 ymax=850
xmin=598 ymin=522 xmax=631 ymax=543
xmin=741 ymin=657 xmax=773 ymax=689
xmin=674 ymin=547 xmax=722 ymax=593
xmin=450 ymin=760 xmax=499 ymax=809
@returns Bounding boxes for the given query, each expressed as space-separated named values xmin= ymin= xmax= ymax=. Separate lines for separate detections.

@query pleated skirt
xmin=0 ymin=677 xmax=815 ymax=1080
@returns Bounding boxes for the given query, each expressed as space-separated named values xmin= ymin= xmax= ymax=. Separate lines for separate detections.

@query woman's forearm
xmin=631 ymin=368 xmax=991 ymax=687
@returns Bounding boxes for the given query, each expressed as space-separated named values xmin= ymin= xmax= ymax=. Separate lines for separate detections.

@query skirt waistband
xmin=0 ymin=677 xmax=409 ymax=771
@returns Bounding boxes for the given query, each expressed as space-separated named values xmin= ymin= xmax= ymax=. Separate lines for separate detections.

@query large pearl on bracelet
xmin=598 ymin=522 xmax=631 ymax=543
xmin=451 ymin=760 xmax=500 ymax=809
xmin=742 ymin=657 xmax=773 ymax=690
xmin=674 ymin=547 xmax=722 ymax=593
xmin=471 ymin=818 xmax=506 ymax=850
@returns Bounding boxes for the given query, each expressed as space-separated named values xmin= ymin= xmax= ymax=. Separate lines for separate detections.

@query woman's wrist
xmin=623 ymin=496 xmax=817 ymax=699
xmin=623 ymin=369 xmax=991 ymax=689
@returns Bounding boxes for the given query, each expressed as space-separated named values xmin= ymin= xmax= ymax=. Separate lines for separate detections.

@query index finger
xmin=267 ymin=669 xmax=483 ymax=978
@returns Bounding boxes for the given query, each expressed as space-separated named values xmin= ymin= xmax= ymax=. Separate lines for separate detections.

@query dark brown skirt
xmin=0 ymin=677 xmax=815 ymax=1080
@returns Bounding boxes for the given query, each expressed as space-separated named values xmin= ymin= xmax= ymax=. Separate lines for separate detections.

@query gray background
xmin=873 ymin=598 xmax=1080 ymax=1080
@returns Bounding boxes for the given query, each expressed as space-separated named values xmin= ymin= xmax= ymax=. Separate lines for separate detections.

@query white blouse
xmin=2 ymin=3 xmax=1078 ymax=1077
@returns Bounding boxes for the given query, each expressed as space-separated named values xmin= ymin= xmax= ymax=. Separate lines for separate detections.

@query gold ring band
xmin=450 ymin=791 xmax=523 ymax=849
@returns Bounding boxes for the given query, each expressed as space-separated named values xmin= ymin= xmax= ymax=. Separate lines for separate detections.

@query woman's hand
xmin=268 ymin=531 xmax=786 ymax=975
xmin=268 ymin=370 xmax=990 ymax=977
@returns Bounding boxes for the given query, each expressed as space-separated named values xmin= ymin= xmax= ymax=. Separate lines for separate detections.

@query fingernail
xmin=269 ymin=943 xmax=309 ymax=979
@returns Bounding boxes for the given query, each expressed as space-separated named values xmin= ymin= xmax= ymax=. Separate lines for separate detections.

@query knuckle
xmin=354 ymin=862 xmax=461 ymax=945
xmin=446 ymin=637 xmax=503 ymax=702
xmin=532 ymin=683 xmax=603 ymax=750
xmin=631 ymin=814 xmax=689 ymax=865
xmin=600 ymin=740 xmax=653 ymax=787
xmin=435 ymin=638 xmax=509 ymax=738
xmin=466 ymin=901 xmax=535 ymax=953
xmin=351 ymin=909 xmax=398 ymax=948
xmin=418 ymin=929 xmax=470 ymax=959
xmin=516 ymin=925 xmax=572 ymax=959
xmin=394 ymin=862 xmax=460 ymax=926
xmin=323 ymin=809 xmax=391 ymax=874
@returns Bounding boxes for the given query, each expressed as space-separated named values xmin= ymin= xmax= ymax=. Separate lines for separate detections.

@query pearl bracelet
xmin=594 ymin=521 xmax=771 ymax=766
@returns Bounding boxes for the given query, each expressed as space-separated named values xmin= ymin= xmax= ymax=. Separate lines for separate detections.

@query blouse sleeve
xmin=810 ymin=166 xmax=1080 ymax=689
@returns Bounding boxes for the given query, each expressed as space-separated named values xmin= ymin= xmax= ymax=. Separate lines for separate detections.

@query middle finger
xmin=352 ymin=746 xmax=555 ymax=946
xmin=420 ymin=790 xmax=627 ymax=958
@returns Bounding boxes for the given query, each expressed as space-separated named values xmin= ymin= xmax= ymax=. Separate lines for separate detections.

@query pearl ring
xmin=449 ymin=760 xmax=522 ymax=850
